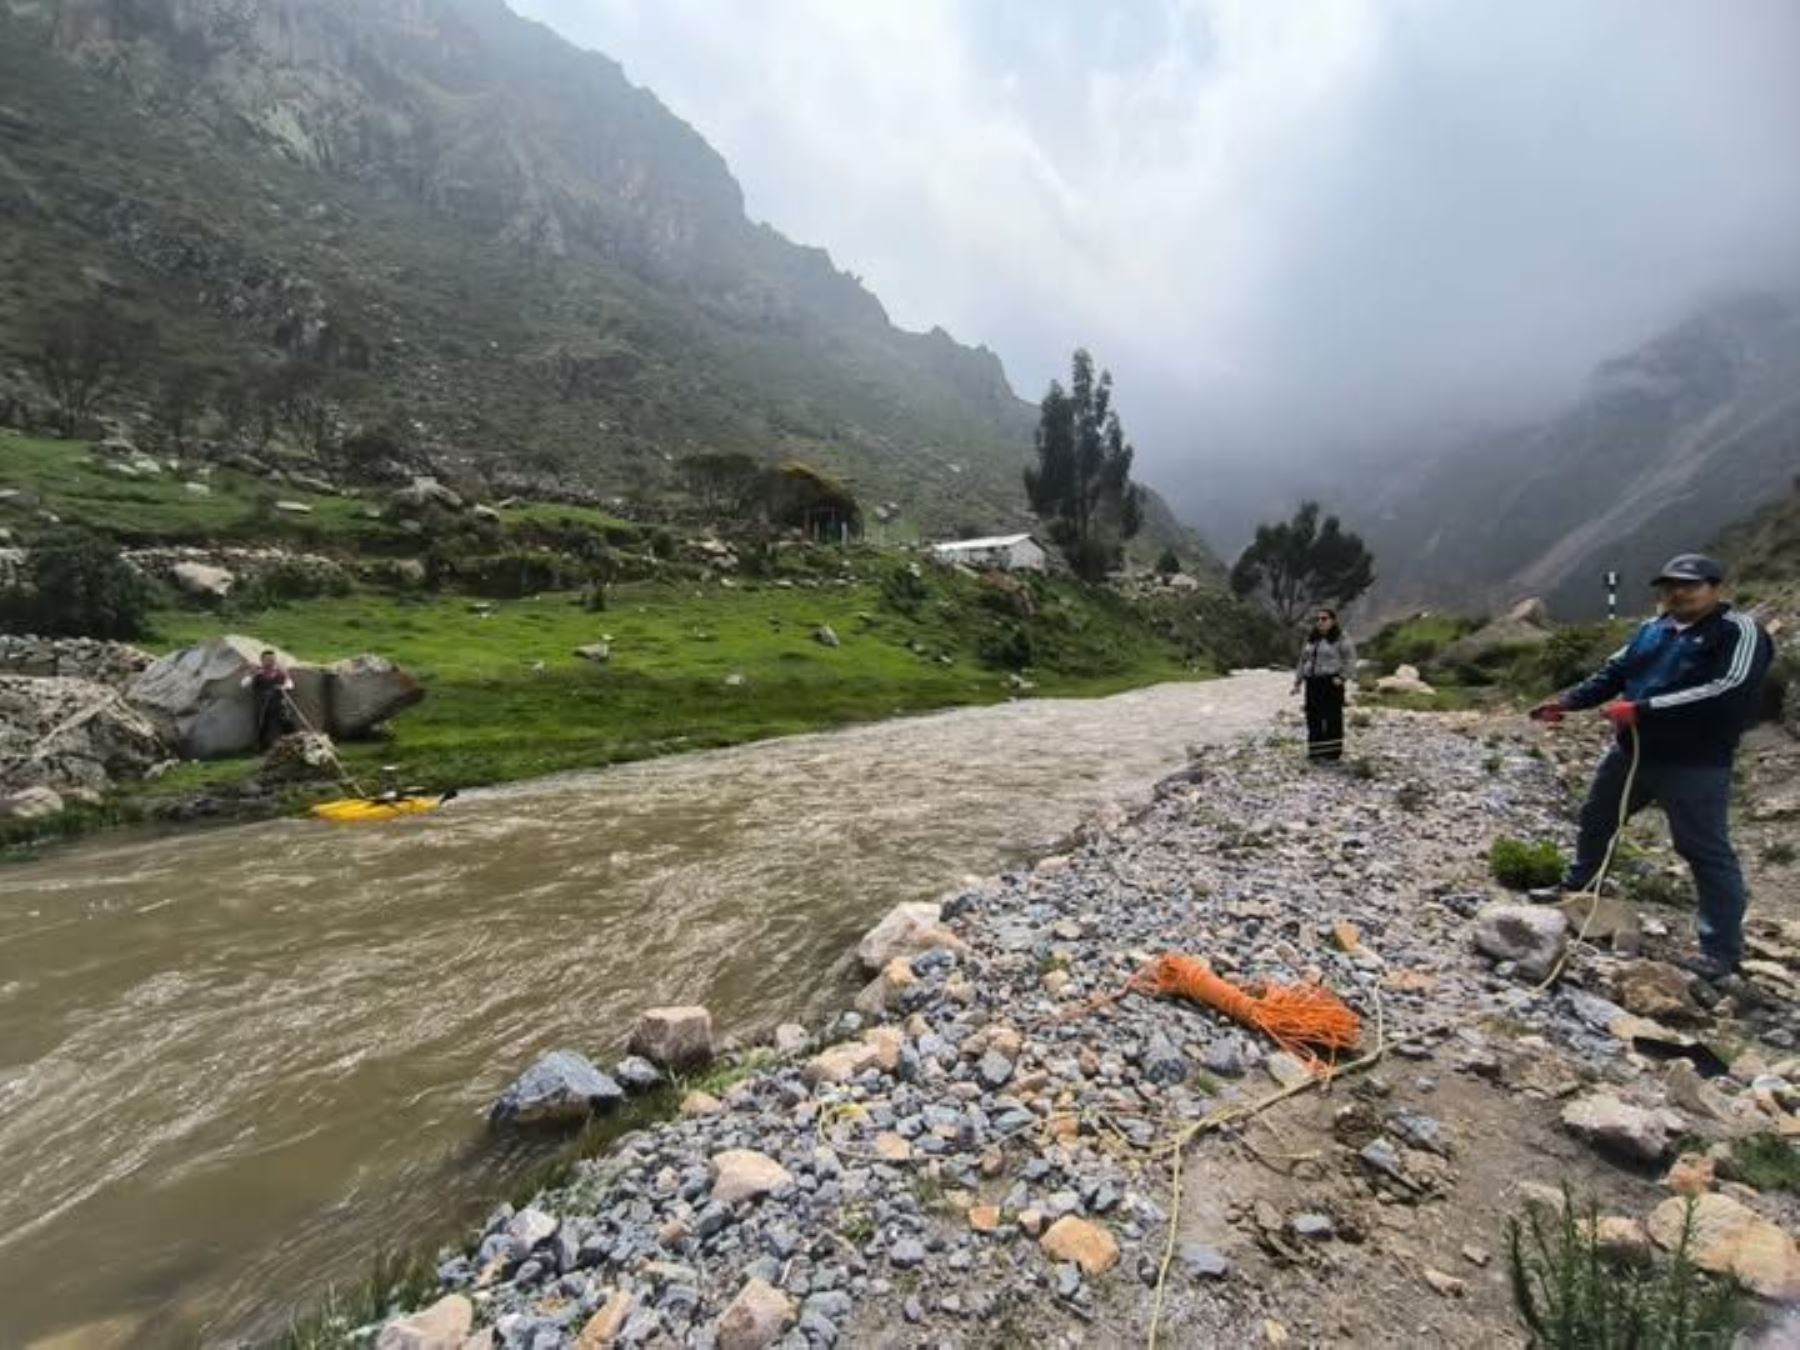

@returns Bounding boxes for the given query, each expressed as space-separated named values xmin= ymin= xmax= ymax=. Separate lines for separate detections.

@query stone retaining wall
xmin=0 ymin=634 xmax=156 ymax=688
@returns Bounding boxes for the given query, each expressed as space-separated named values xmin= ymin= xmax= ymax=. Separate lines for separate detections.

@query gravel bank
xmin=373 ymin=708 xmax=1800 ymax=1349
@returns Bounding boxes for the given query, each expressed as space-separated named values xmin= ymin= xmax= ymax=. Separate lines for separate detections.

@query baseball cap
xmin=1651 ymin=553 xmax=1724 ymax=585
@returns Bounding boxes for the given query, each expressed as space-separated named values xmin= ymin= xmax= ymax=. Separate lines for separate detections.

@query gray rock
xmin=977 ymin=1049 xmax=1014 ymax=1088
xmin=889 ymin=1238 xmax=927 ymax=1268
xmin=612 ymin=1056 xmax=664 ymax=1092
xmin=629 ymin=1006 xmax=714 ymax=1069
xmin=1142 ymin=1035 xmax=1189 ymax=1086
xmin=489 ymin=1051 xmax=624 ymax=1126
xmin=1473 ymin=903 xmax=1569 ymax=981
xmin=1293 ymin=1213 xmax=1334 ymax=1240
xmin=1203 ymin=1038 xmax=1251 ymax=1077
xmin=506 ymin=1207 xmax=558 ymax=1259
xmin=1179 ymin=1243 xmax=1230 ymax=1279
xmin=1387 ymin=1109 xmax=1451 ymax=1157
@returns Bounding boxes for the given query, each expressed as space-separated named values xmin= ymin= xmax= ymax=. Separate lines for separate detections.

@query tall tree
xmin=1024 ymin=348 xmax=1145 ymax=581
xmin=1230 ymin=501 xmax=1375 ymax=626
xmin=29 ymin=306 xmax=133 ymax=437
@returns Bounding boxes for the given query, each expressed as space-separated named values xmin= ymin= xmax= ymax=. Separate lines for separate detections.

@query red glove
xmin=1528 ymin=700 xmax=1565 ymax=724
xmin=1602 ymin=700 xmax=1639 ymax=730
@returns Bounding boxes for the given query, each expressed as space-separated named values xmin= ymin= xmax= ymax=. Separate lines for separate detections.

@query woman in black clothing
xmin=1293 ymin=608 xmax=1356 ymax=761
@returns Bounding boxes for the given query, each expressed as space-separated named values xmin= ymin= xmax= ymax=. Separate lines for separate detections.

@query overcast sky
xmin=508 ymin=0 xmax=1800 ymax=521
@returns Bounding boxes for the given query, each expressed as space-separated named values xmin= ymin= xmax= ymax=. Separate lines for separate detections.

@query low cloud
xmin=510 ymin=0 xmax=1800 ymax=526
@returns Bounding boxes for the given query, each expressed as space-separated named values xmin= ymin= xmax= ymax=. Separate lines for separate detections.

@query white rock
xmin=856 ymin=901 xmax=968 ymax=973
xmin=171 ymin=561 xmax=235 ymax=600
xmin=1561 ymin=1093 xmax=1681 ymax=1163
xmin=711 ymin=1149 xmax=793 ymax=1205
xmin=0 ymin=785 xmax=64 ymax=819
xmin=715 ymin=1277 xmax=794 ymax=1350
xmin=376 ymin=1294 xmax=473 ymax=1350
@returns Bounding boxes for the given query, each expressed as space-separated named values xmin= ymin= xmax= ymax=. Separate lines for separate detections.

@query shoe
xmin=1677 ymin=952 xmax=1739 ymax=984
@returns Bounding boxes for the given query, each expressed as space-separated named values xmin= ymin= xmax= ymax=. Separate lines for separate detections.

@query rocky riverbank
xmin=365 ymin=707 xmax=1800 ymax=1349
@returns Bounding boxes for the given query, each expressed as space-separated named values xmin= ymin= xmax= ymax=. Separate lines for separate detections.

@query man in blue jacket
xmin=1530 ymin=553 xmax=1775 ymax=981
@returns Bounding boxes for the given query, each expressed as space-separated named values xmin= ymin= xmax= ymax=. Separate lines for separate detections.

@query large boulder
xmin=320 ymin=654 xmax=423 ymax=736
xmin=489 ymin=1050 xmax=624 ymax=1126
xmin=127 ymin=636 xmax=423 ymax=759
xmin=0 ymin=675 xmax=171 ymax=793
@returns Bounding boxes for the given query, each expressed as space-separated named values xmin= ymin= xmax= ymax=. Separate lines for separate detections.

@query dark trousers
xmin=1566 ymin=746 xmax=1747 ymax=965
xmin=1303 ymin=677 xmax=1345 ymax=761
xmin=254 ymin=689 xmax=291 ymax=751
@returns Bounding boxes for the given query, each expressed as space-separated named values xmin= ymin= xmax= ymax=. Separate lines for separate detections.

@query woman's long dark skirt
xmin=1303 ymin=676 xmax=1345 ymax=761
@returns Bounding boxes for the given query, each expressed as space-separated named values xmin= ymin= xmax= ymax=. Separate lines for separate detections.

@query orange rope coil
xmin=1129 ymin=953 xmax=1361 ymax=1074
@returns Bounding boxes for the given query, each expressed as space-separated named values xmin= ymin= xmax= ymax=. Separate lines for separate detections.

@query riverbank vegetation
xmin=142 ymin=561 xmax=1213 ymax=803
xmin=2 ymin=432 xmax=1283 ymax=849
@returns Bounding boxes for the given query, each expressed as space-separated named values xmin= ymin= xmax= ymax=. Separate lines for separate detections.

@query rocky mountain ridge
xmin=1352 ymin=291 xmax=1800 ymax=619
xmin=0 ymin=0 xmax=1210 ymax=560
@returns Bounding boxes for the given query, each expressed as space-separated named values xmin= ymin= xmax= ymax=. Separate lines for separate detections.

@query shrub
xmin=1537 ymin=623 xmax=1630 ymax=693
xmin=879 ymin=562 xmax=930 ymax=615
xmin=1490 ymin=836 xmax=1565 ymax=890
xmin=979 ymin=624 xmax=1034 ymax=671
xmin=0 ymin=532 xmax=151 ymax=639
xmin=1728 ymin=1135 xmax=1800 ymax=1192
xmin=1508 ymin=1186 xmax=1747 ymax=1349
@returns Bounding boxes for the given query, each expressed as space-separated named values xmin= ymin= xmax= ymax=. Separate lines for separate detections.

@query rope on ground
xmin=1138 ymin=724 xmax=1640 ymax=1348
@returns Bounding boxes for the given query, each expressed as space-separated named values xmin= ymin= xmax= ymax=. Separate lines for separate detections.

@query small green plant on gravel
xmin=1395 ymin=781 xmax=1429 ymax=812
xmin=1507 ymin=1186 xmax=1749 ymax=1349
xmin=1729 ymin=1135 xmax=1800 ymax=1192
xmin=1484 ymin=754 xmax=1504 ymax=775
xmin=839 ymin=1207 xmax=875 ymax=1243
xmin=685 ymin=1049 xmax=777 ymax=1098
xmin=1345 ymin=756 xmax=1378 ymax=780
xmin=1490 ymin=836 xmax=1565 ymax=890
xmin=1763 ymin=840 xmax=1797 ymax=866
xmin=274 ymin=1248 xmax=439 ymax=1350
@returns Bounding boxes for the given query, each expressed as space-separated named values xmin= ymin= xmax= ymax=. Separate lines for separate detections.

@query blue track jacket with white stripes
xmin=1560 ymin=604 xmax=1774 ymax=765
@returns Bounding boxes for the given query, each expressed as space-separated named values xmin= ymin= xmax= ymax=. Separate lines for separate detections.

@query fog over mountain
xmin=512 ymin=0 xmax=1800 ymax=548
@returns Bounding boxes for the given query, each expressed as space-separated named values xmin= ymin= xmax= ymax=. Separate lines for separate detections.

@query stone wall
xmin=0 ymin=634 xmax=156 ymax=688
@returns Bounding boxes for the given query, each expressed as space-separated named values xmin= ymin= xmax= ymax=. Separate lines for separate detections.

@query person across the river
xmin=1529 ymin=552 xmax=1774 ymax=982
xmin=241 ymin=648 xmax=296 ymax=752
xmin=1293 ymin=606 xmax=1356 ymax=762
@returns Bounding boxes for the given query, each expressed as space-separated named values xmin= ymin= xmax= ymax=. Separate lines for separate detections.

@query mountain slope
xmin=1353 ymin=292 xmax=1800 ymax=618
xmin=0 ymin=0 xmax=1208 ymax=561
